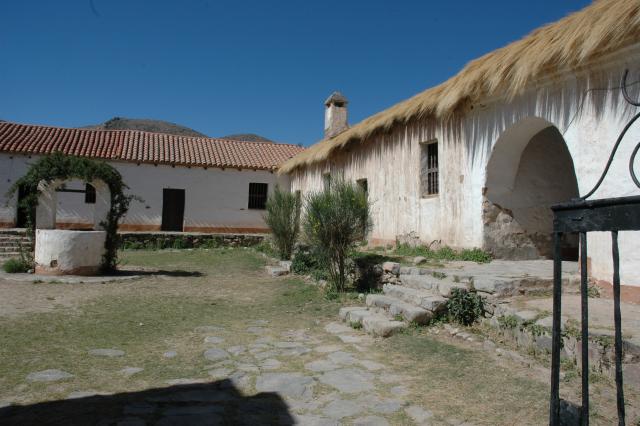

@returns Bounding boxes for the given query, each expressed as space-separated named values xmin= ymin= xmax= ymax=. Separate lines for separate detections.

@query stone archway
xmin=483 ymin=117 xmax=579 ymax=260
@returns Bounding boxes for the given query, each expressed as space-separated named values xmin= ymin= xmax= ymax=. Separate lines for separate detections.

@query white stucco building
xmin=281 ymin=1 xmax=640 ymax=288
xmin=0 ymin=122 xmax=303 ymax=233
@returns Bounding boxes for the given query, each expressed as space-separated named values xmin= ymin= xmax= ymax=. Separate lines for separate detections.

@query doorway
xmin=161 ymin=188 xmax=185 ymax=232
xmin=16 ymin=184 xmax=35 ymax=228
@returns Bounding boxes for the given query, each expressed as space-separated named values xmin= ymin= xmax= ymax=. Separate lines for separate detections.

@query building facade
xmin=0 ymin=122 xmax=303 ymax=233
xmin=282 ymin=1 xmax=640 ymax=287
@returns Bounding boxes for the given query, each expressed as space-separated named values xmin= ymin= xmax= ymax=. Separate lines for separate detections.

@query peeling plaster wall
xmin=290 ymin=44 xmax=640 ymax=286
xmin=0 ymin=155 xmax=289 ymax=232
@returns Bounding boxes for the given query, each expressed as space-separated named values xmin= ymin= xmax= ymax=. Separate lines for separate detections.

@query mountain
xmin=83 ymin=118 xmax=276 ymax=143
xmin=83 ymin=117 xmax=208 ymax=137
xmin=220 ymin=133 xmax=273 ymax=143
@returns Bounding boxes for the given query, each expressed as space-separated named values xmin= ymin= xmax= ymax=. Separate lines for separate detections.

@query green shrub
xmin=172 ymin=237 xmax=189 ymax=249
xmin=303 ymin=179 xmax=371 ymax=292
xmin=291 ymin=246 xmax=330 ymax=281
xmin=3 ymin=258 xmax=31 ymax=273
xmin=393 ymin=243 xmax=492 ymax=263
xmin=446 ymin=288 xmax=484 ymax=325
xmin=498 ymin=315 xmax=519 ymax=329
xmin=254 ymin=239 xmax=278 ymax=258
xmin=264 ymin=186 xmax=301 ymax=260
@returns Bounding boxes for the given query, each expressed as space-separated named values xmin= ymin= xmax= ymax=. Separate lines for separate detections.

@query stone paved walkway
xmin=2 ymin=318 xmax=456 ymax=426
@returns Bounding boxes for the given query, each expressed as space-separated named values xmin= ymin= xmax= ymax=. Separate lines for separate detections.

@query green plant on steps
xmin=303 ymin=178 xmax=371 ymax=292
xmin=446 ymin=288 xmax=484 ymax=326
xmin=263 ymin=185 xmax=301 ymax=260
xmin=3 ymin=257 xmax=31 ymax=273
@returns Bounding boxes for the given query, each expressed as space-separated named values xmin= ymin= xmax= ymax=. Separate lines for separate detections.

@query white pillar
xmin=35 ymin=180 xmax=61 ymax=230
xmin=92 ymin=181 xmax=111 ymax=231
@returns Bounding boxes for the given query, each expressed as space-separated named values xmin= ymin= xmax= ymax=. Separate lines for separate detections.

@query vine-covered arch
xmin=6 ymin=152 xmax=137 ymax=272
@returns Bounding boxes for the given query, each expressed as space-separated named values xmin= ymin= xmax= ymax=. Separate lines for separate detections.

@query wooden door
xmin=161 ymin=188 xmax=185 ymax=232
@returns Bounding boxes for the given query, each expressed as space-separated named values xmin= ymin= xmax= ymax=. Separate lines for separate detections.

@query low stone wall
xmin=119 ymin=232 xmax=265 ymax=250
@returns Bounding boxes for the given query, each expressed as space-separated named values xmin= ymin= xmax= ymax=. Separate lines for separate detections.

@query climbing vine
xmin=6 ymin=152 xmax=139 ymax=272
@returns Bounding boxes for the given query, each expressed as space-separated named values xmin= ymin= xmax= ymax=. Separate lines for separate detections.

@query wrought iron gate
xmin=549 ymin=70 xmax=640 ymax=426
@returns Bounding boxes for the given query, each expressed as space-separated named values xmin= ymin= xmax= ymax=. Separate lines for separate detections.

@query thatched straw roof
xmin=281 ymin=0 xmax=640 ymax=173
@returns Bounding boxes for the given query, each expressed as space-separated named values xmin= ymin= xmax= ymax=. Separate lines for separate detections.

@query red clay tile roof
xmin=0 ymin=121 xmax=304 ymax=171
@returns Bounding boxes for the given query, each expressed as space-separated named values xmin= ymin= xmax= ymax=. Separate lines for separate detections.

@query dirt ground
xmin=0 ymin=248 xmax=631 ymax=425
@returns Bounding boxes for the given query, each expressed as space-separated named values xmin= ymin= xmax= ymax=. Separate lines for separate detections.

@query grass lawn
xmin=0 ymin=248 xmax=627 ymax=424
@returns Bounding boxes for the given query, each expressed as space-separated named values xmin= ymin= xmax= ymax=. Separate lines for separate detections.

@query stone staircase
xmin=0 ymin=229 xmax=31 ymax=261
xmin=340 ymin=265 xmax=472 ymax=337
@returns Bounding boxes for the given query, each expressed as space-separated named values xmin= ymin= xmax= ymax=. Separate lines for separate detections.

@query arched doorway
xmin=483 ymin=118 xmax=579 ymax=260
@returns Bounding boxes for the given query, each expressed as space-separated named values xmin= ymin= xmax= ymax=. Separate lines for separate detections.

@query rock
xmin=236 ymin=363 xmax=259 ymax=373
xmin=165 ymin=378 xmax=206 ymax=385
xmin=406 ymin=405 xmax=434 ymax=423
xmin=535 ymin=315 xmax=567 ymax=330
xmin=207 ymin=368 xmax=233 ymax=379
xmin=367 ymin=398 xmax=403 ymax=414
xmin=382 ymin=262 xmax=400 ymax=275
xmin=26 ymin=369 xmax=74 ymax=382
xmin=514 ymin=310 xmax=539 ymax=324
xmin=280 ymin=346 xmax=311 ymax=357
xmin=438 ymin=282 xmax=470 ymax=298
xmin=252 ymin=319 xmax=270 ymax=326
xmin=324 ymin=322 xmax=353 ymax=334
xmin=319 ymin=368 xmax=374 ymax=394
xmin=323 ymin=399 xmax=363 ymax=419
xmin=314 ymin=344 xmax=343 ymax=353
xmin=246 ymin=326 xmax=268 ymax=334
xmin=255 ymin=373 xmax=315 ymax=400
xmin=194 ymin=326 xmax=224 ymax=333
xmin=482 ymin=340 xmax=496 ymax=351
xmin=204 ymin=336 xmax=224 ymax=344
xmin=338 ymin=334 xmax=365 ymax=343
xmin=227 ymin=345 xmax=246 ymax=356
xmin=266 ymin=265 xmax=288 ymax=277
xmin=472 ymin=278 xmax=514 ymax=296
xmin=67 ymin=390 xmax=98 ymax=399
xmin=352 ymin=415 xmax=391 ymax=426
xmin=327 ymin=351 xmax=357 ymax=366
xmin=305 ymin=359 xmax=340 ymax=372
xmin=163 ymin=350 xmax=178 ymax=358
xmin=203 ymin=348 xmax=229 ymax=362
xmin=290 ymin=414 xmax=339 ymax=426
xmin=260 ymin=358 xmax=282 ymax=370
xmin=89 ymin=348 xmax=125 ymax=357
xmin=253 ymin=350 xmax=280 ymax=360
xmin=279 ymin=260 xmax=292 ymax=272
xmin=120 ymin=367 xmax=144 ymax=377
xmin=413 ymin=256 xmax=427 ymax=265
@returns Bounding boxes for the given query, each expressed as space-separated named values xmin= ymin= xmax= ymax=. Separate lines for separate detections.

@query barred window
xmin=420 ymin=140 xmax=439 ymax=196
xmin=248 ymin=183 xmax=268 ymax=209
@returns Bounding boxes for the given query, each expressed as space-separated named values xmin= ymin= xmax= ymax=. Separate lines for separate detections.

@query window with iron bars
xmin=248 ymin=183 xmax=268 ymax=209
xmin=420 ymin=140 xmax=439 ymax=197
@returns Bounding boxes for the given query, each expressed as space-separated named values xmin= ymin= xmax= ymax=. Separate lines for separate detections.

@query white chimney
xmin=324 ymin=92 xmax=348 ymax=138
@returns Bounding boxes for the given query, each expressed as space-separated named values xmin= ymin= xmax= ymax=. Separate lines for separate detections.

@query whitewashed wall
xmin=290 ymin=44 xmax=640 ymax=286
xmin=0 ymin=155 xmax=289 ymax=232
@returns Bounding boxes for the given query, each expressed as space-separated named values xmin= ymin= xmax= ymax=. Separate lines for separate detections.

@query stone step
xmin=0 ymin=252 xmax=22 ymax=258
xmin=339 ymin=306 xmax=406 ymax=337
xmin=365 ymin=294 xmax=432 ymax=324
xmin=399 ymin=274 xmax=470 ymax=297
xmin=382 ymin=284 xmax=447 ymax=313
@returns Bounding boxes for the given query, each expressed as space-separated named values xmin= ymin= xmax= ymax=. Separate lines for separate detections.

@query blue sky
xmin=0 ymin=0 xmax=591 ymax=146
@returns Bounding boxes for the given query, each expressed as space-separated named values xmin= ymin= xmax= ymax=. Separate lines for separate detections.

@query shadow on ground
xmin=0 ymin=380 xmax=293 ymax=425
xmin=113 ymin=269 xmax=204 ymax=278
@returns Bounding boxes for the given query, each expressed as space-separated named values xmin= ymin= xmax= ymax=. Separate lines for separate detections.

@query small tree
xmin=263 ymin=186 xmax=301 ymax=260
xmin=303 ymin=179 xmax=370 ymax=291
